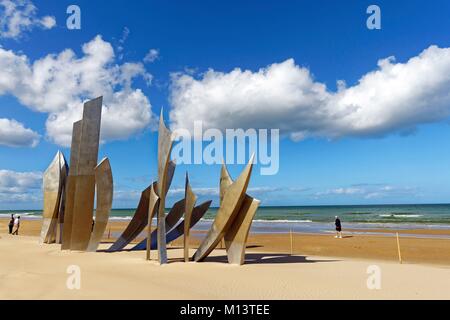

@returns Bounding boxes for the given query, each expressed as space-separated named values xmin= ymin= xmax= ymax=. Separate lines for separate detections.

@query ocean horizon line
xmin=3 ymin=202 xmax=450 ymax=212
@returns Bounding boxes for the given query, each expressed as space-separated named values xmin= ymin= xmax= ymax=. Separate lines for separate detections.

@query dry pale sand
xmin=1 ymin=233 xmax=450 ymax=300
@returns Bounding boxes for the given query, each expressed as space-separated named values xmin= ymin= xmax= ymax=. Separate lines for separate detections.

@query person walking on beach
xmin=12 ymin=215 xmax=20 ymax=235
xmin=335 ymin=216 xmax=342 ymax=238
xmin=8 ymin=214 xmax=14 ymax=234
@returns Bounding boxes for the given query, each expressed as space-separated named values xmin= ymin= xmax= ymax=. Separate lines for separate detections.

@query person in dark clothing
xmin=8 ymin=214 xmax=14 ymax=234
xmin=335 ymin=216 xmax=342 ymax=238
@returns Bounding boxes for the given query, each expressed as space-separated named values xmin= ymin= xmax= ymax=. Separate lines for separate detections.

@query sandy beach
xmin=1 ymin=219 xmax=450 ymax=300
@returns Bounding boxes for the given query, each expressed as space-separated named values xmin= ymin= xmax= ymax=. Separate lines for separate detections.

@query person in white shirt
xmin=12 ymin=216 xmax=20 ymax=235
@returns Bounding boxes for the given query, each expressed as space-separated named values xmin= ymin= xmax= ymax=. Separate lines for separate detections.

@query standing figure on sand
xmin=8 ymin=214 xmax=14 ymax=234
xmin=12 ymin=215 xmax=20 ymax=235
xmin=335 ymin=216 xmax=342 ymax=238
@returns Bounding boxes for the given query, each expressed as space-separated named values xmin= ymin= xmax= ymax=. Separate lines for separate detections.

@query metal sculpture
xmin=224 ymin=195 xmax=260 ymax=264
xmin=57 ymin=97 xmax=113 ymax=252
xmin=69 ymin=97 xmax=102 ymax=251
xmin=134 ymin=200 xmax=211 ymax=251
xmin=55 ymin=174 xmax=67 ymax=244
xmin=146 ymin=184 xmax=160 ymax=260
xmin=40 ymin=151 xmax=68 ymax=244
xmin=193 ymin=155 xmax=259 ymax=265
xmin=220 ymin=164 xmax=261 ymax=265
xmin=87 ymin=158 xmax=113 ymax=252
xmin=156 ymin=110 xmax=174 ymax=264
xmin=61 ymin=120 xmax=82 ymax=250
xmin=108 ymin=164 xmax=176 ymax=253
xmin=184 ymin=174 xmax=197 ymax=262
xmin=166 ymin=200 xmax=211 ymax=246
xmin=107 ymin=185 xmax=153 ymax=252
xmin=141 ymin=198 xmax=185 ymax=251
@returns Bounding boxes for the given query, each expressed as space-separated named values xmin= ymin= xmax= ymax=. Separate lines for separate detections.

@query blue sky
xmin=1 ymin=0 xmax=450 ymax=209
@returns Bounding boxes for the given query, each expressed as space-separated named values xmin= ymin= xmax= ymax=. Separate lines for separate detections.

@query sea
xmin=2 ymin=204 xmax=450 ymax=238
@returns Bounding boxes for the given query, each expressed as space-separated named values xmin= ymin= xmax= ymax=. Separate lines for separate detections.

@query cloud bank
xmin=0 ymin=0 xmax=55 ymax=39
xmin=0 ymin=118 xmax=40 ymax=147
xmin=170 ymin=46 xmax=450 ymax=141
xmin=0 ymin=35 xmax=156 ymax=146
xmin=0 ymin=169 xmax=42 ymax=203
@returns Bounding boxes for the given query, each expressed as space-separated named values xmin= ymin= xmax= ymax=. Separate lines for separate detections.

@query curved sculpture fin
xmin=40 ymin=151 xmax=67 ymax=244
xmin=107 ymin=184 xmax=153 ymax=252
xmin=87 ymin=158 xmax=113 ymax=252
xmin=193 ymin=155 xmax=254 ymax=262
xmin=138 ymin=197 xmax=185 ymax=251
xmin=224 ymin=195 xmax=260 ymax=265
xmin=133 ymin=200 xmax=211 ymax=251
xmin=220 ymin=162 xmax=233 ymax=205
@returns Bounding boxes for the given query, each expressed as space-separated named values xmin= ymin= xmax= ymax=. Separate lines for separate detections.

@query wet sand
xmin=1 ymin=218 xmax=450 ymax=266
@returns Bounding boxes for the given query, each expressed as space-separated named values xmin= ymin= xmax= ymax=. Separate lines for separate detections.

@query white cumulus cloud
xmin=0 ymin=0 xmax=56 ymax=39
xmin=169 ymin=45 xmax=450 ymax=140
xmin=0 ymin=169 xmax=41 ymax=192
xmin=0 ymin=35 xmax=157 ymax=146
xmin=0 ymin=118 xmax=40 ymax=147
xmin=144 ymin=49 xmax=159 ymax=63
xmin=0 ymin=169 xmax=42 ymax=204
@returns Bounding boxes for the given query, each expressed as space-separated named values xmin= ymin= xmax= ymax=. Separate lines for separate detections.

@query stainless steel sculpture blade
xmin=156 ymin=110 xmax=174 ymax=264
xmin=193 ymin=155 xmax=254 ymax=262
xmin=220 ymin=162 xmax=261 ymax=265
xmin=107 ymin=184 xmax=153 ymax=252
xmin=40 ymin=151 xmax=67 ymax=244
xmin=224 ymin=195 xmax=260 ymax=265
xmin=87 ymin=158 xmax=113 ymax=252
xmin=70 ymin=97 xmax=103 ymax=251
xmin=184 ymin=173 xmax=197 ymax=262
xmin=146 ymin=184 xmax=159 ymax=260
xmin=107 ymin=160 xmax=176 ymax=253
xmin=220 ymin=162 xmax=233 ymax=205
xmin=133 ymin=200 xmax=211 ymax=251
xmin=55 ymin=172 xmax=67 ymax=244
xmin=141 ymin=198 xmax=185 ymax=251
xmin=61 ymin=120 xmax=82 ymax=250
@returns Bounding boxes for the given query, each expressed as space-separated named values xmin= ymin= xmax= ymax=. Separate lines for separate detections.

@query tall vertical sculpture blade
xmin=156 ymin=110 xmax=174 ymax=264
xmin=62 ymin=120 xmax=82 ymax=250
xmin=184 ymin=174 xmax=197 ymax=262
xmin=40 ymin=151 xmax=67 ymax=244
xmin=224 ymin=195 xmax=260 ymax=265
xmin=133 ymin=200 xmax=211 ymax=251
xmin=146 ymin=184 xmax=160 ymax=260
xmin=70 ymin=97 xmax=102 ymax=251
xmin=87 ymin=158 xmax=113 ymax=252
xmin=193 ymin=155 xmax=254 ymax=262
